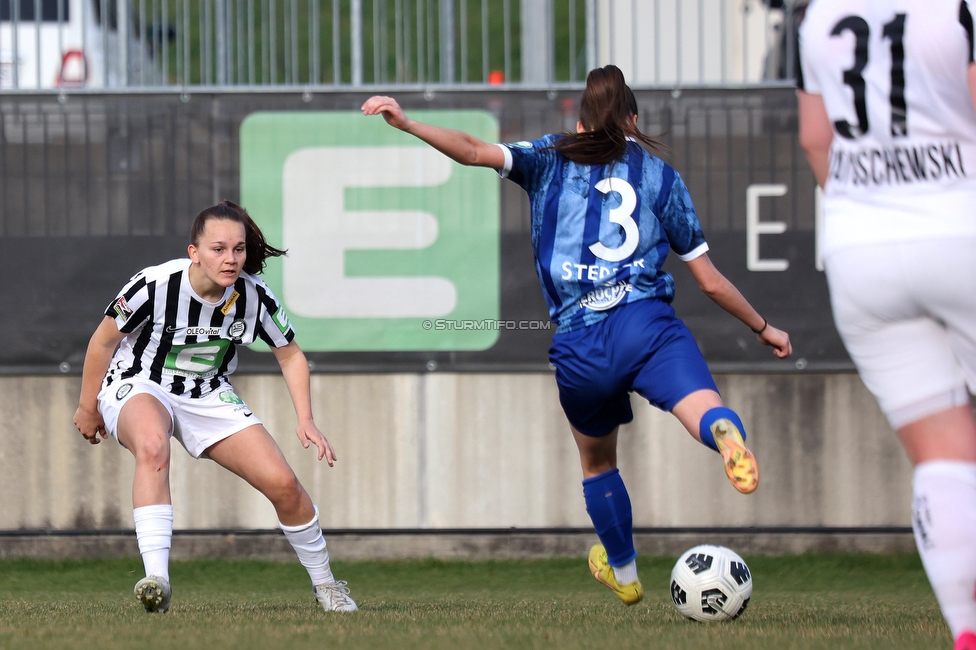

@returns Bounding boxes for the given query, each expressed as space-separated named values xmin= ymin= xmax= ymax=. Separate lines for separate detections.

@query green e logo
xmin=240 ymin=111 xmax=500 ymax=351
xmin=164 ymin=341 xmax=231 ymax=377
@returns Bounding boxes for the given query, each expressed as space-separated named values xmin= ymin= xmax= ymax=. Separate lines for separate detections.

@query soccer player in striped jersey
xmin=72 ymin=201 xmax=357 ymax=614
xmin=798 ymin=2 xmax=976 ymax=647
xmin=362 ymin=65 xmax=792 ymax=606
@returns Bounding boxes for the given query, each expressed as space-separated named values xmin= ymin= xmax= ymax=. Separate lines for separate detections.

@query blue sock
xmin=582 ymin=469 xmax=636 ymax=567
xmin=698 ymin=406 xmax=746 ymax=452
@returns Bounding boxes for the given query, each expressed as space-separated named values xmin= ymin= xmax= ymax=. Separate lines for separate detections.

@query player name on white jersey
xmin=829 ymin=140 xmax=966 ymax=188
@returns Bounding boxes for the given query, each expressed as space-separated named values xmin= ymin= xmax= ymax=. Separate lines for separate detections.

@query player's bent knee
xmin=263 ymin=470 xmax=304 ymax=507
xmin=136 ymin=441 xmax=171 ymax=468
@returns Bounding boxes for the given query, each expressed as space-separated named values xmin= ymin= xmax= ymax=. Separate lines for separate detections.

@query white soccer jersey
xmin=799 ymin=0 xmax=976 ymax=254
xmin=103 ymin=258 xmax=295 ymax=398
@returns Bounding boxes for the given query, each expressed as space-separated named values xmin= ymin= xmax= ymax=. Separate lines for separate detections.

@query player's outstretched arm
xmin=684 ymin=254 xmax=792 ymax=358
xmin=73 ymin=316 xmax=126 ymax=444
xmin=272 ymin=341 xmax=337 ymax=465
xmin=362 ymin=95 xmax=506 ymax=169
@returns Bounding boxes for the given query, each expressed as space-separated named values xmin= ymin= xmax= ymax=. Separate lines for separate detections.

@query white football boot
xmin=313 ymin=580 xmax=358 ymax=612
xmin=134 ymin=575 xmax=172 ymax=613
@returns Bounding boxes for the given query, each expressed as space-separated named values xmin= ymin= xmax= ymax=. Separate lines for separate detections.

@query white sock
xmin=280 ymin=505 xmax=335 ymax=586
xmin=912 ymin=461 xmax=976 ymax=638
xmin=612 ymin=560 xmax=638 ymax=585
xmin=133 ymin=505 xmax=173 ymax=581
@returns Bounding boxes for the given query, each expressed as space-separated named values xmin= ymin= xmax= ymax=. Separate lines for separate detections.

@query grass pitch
xmin=0 ymin=553 xmax=948 ymax=649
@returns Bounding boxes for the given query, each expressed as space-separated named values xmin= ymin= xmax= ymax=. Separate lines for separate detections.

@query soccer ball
xmin=669 ymin=544 xmax=752 ymax=622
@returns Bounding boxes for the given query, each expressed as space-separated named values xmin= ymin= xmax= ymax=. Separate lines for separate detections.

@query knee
xmin=133 ymin=432 xmax=171 ymax=469
xmin=266 ymin=470 xmax=304 ymax=507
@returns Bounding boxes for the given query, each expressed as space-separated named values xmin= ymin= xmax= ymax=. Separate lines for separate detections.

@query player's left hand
xmin=296 ymin=419 xmax=337 ymax=466
xmin=758 ymin=324 xmax=792 ymax=358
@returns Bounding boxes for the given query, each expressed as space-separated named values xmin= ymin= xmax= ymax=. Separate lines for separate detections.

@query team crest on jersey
xmin=578 ymin=281 xmax=632 ymax=311
xmin=228 ymin=319 xmax=247 ymax=340
xmin=112 ymin=296 xmax=133 ymax=321
xmin=116 ymin=383 xmax=133 ymax=400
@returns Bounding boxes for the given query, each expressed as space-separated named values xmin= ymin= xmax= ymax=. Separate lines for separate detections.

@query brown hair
xmin=190 ymin=201 xmax=286 ymax=275
xmin=550 ymin=65 xmax=664 ymax=165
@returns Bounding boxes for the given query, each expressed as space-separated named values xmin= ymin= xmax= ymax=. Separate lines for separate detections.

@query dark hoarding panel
xmin=0 ymin=87 xmax=846 ymax=374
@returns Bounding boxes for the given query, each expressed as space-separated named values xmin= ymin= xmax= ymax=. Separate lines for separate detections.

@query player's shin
xmin=583 ymin=468 xmax=637 ymax=582
xmin=912 ymin=461 xmax=976 ymax=641
xmin=133 ymin=504 xmax=173 ymax=581
xmin=279 ymin=504 xmax=335 ymax=586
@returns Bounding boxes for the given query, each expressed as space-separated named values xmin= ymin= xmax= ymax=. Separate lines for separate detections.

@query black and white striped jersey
xmin=103 ymin=258 xmax=295 ymax=398
xmin=799 ymin=0 xmax=976 ymax=254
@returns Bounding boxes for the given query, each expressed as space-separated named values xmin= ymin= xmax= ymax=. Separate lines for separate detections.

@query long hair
xmin=550 ymin=65 xmax=664 ymax=165
xmin=190 ymin=201 xmax=286 ymax=275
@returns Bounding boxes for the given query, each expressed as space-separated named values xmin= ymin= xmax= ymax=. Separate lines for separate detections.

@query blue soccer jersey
xmin=498 ymin=135 xmax=708 ymax=333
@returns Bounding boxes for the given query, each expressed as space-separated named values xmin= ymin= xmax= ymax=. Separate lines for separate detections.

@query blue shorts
xmin=548 ymin=298 xmax=717 ymax=437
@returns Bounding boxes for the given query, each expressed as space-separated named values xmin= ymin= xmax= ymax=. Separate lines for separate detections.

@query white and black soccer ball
xmin=669 ymin=544 xmax=752 ymax=622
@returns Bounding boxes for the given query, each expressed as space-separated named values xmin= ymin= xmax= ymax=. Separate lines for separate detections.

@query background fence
xmin=0 ymin=0 xmax=801 ymax=89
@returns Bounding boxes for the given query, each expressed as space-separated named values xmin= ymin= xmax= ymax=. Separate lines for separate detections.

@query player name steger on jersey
xmin=829 ymin=139 xmax=967 ymax=188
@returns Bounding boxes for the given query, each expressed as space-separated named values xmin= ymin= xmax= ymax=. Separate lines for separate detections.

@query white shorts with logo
xmin=824 ymin=237 xmax=976 ymax=430
xmin=97 ymin=377 xmax=263 ymax=458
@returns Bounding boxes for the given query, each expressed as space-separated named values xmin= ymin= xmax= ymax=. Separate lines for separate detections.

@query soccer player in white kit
xmin=798 ymin=2 xmax=976 ymax=647
xmin=72 ymin=201 xmax=357 ymax=614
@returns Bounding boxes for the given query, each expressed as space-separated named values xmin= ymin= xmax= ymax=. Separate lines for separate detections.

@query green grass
xmin=0 ymin=553 xmax=950 ymax=649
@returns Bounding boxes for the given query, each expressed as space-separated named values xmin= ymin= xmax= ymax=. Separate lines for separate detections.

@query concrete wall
xmin=0 ymin=372 xmax=912 ymax=532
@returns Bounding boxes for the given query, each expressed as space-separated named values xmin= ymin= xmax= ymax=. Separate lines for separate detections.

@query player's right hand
xmin=758 ymin=325 xmax=792 ymax=358
xmin=73 ymin=406 xmax=108 ymax=445
xmin=361 ymin=96 xmax=413 ymax=131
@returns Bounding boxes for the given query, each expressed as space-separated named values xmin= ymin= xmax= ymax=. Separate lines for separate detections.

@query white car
xmin=1 ymin=0 xmax=159 ymax=89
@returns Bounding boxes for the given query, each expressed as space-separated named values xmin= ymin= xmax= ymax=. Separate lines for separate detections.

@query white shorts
xmin=97 ymin=377 xmax=263 ymax=458
xmin=824 ymin=238 xmax=976 ymax=430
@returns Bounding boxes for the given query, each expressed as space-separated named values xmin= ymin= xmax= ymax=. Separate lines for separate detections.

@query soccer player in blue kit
xmin=363 ymin=65 xmax=792 ymax=605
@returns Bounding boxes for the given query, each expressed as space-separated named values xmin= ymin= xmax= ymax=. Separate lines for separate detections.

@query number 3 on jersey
xmin=588 ymin=178 xmax=639 ymax=263
xmin=831 ymin=12 xmax=907 ymax=138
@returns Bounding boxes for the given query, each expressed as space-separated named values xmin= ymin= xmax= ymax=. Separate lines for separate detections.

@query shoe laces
xmin=316 ymin=580 xmax=354 ymax=605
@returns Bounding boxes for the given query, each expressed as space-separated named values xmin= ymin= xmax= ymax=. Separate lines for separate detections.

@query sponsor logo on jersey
xmin=163 ymin=340 xmax=231 ymax=379
xmin=221 ymin=290 xmax=240 ymax=315
xmin=578 ymin=281 xmax=632 ymax=311
xmin=165 ymin=325 xmax=181 ymax=333
xmin=228 ymin=319 xmax=247 ymax=340
xmin=218 ymin=390 xmax=244 ymax=405
xmin=509 ymin=141 xmax=533 ymax=149
xmin=185 ymin=326 xmax=222 ymax=337
xmin=113 ymin=297 xmax=133 ymax=321
xmin=116 ymin=383 xmax=133 ymax=400
xmin=271 ymin=308 xmax=290 ymax=334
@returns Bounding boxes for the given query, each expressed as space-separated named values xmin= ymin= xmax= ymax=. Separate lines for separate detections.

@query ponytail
xmin=550 ymin=65 xmax=664 ymax=165
xmin=190 ymin=201 xmax=286 ymax=275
